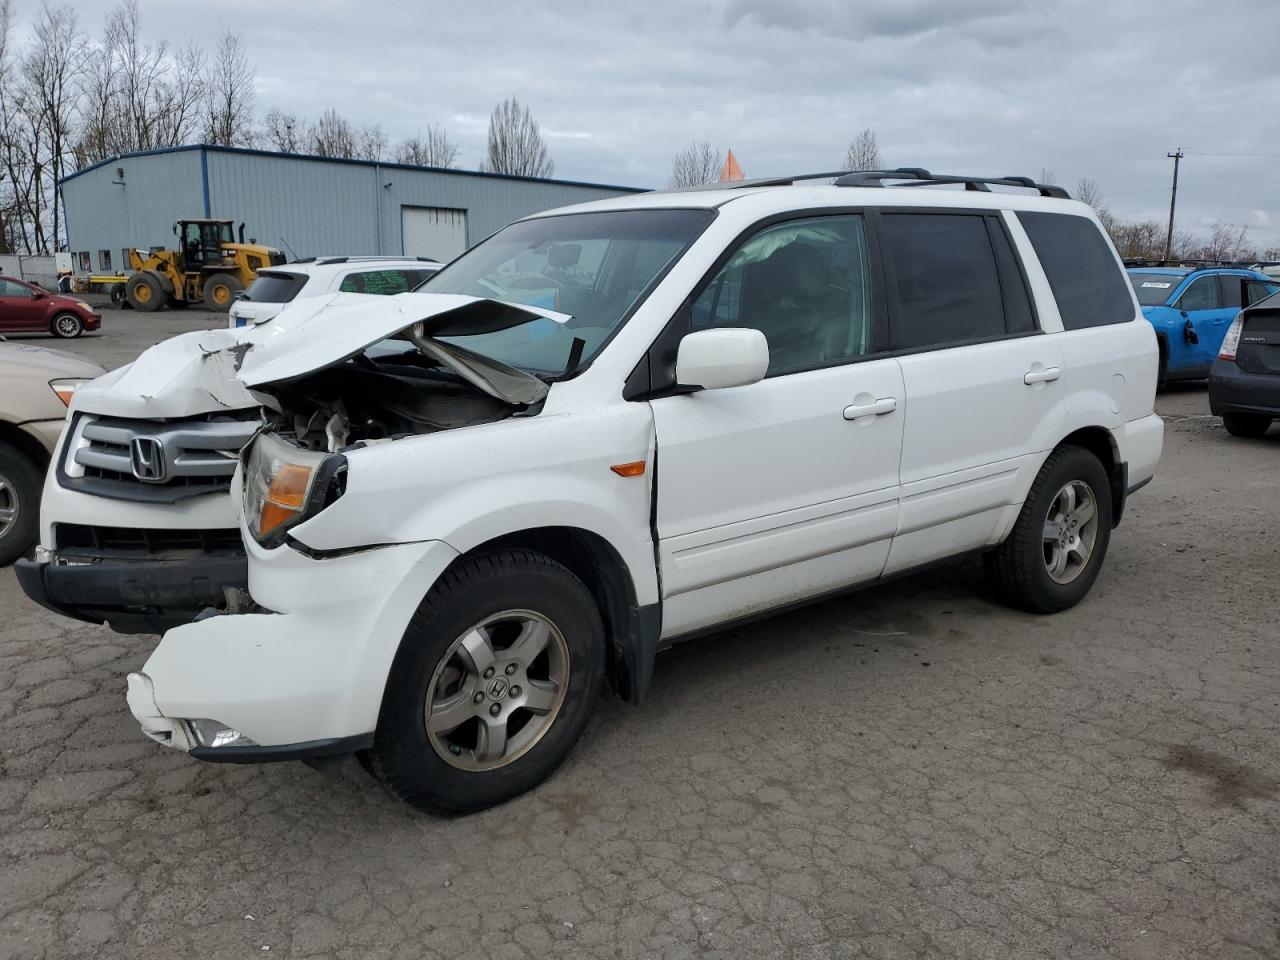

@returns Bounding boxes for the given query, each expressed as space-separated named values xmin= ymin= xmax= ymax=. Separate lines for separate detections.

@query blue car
xmin=1128 ymin=267 xmax=1279 ymax=385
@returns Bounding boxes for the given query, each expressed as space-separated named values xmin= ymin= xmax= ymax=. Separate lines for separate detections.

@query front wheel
xmin=984 ymin=445 xmax=1112 ymax=613
xmin=0 ymin=441 xmax=42 ymax=566
xmin=50 ymin=312 xmax=84 ymax=338
xmin=367 ymin=549 xmax=605 ymax=815
xmin=203 ymin=273 xmax=241 ymax=311
xmin=1222 ymin=412 xmax=1271 ymax=438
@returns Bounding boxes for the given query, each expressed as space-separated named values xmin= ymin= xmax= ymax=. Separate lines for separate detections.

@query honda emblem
xmin=129 ymin=437 xmax=167 ymax=482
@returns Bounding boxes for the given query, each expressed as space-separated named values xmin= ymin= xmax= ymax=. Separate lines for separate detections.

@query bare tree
xmin=202 ymin=29 xmax=255 ymax=147
xmin=843 ymin=128 xmax=882 ymax=171
xmin=308 ymin=107 xmax=355 ymax=159
xmin=668 ymin=141 xmax=722 ymax=188
xmin=482 ymin=97 xmax=553 ymax=178
xmin=17 ymin=3 xmax=87 ymax=251
xmin=262 ymin=109 xmax=301 ymax=153
xmin=1074 ymin=177 xmax=1115 ymax=232
xmin=1196 ymin=222 xmax=1254 ymax=262
xmin=355 ymin=123 xmax=386 ymax=161
xmin=395 ymin=124 xmax=459 ymax=168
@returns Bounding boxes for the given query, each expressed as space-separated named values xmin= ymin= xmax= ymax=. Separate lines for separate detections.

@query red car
xmin=0 ymin=276 xmax=101 ymax=338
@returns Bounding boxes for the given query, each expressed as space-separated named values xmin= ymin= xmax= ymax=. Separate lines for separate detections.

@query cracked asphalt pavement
xmin=2 ymin=312 xmax=1278 ymax=958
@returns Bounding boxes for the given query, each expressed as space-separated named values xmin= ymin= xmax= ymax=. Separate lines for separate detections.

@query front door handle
xmin=1023 ymin=366 xmax=1061 ymax=385
xmin=844 ymin=397 xmax=897 ymax=419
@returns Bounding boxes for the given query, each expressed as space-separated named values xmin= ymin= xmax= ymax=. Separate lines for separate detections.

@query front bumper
xmin=16 ymin=551 xmax=247 ymax=634
xmin=127 ymin=536 xmax=460 ymax=761
xmin=1209 ymin=360 xmax=1280 ymax=417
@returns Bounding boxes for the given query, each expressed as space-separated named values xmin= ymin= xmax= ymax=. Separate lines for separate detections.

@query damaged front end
xmin=238 ymin=293 xmax=570 ymax=454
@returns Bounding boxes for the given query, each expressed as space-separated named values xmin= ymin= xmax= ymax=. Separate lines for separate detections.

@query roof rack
xmin=1125 ymin=258 xmax=1260 ymax=270
xmin=673 ymin=167 xmax=1070 ymax=198
xmin=834 ymin=168 xmax=1070 ymax=198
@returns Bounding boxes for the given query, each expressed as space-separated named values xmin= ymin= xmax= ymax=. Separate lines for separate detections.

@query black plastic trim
xmin=190 ymin=732 xmax=374 ymax=764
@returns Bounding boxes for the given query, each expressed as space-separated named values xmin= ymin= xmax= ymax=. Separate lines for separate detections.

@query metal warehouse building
xmin=60 ymin=144 xmax=645 ymax=273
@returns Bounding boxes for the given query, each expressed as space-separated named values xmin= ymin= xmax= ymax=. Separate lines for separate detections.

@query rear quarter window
xmin=1018 ymin=212 xmax=1134 ymax=330
xmin=243 ymin=271 xmax=307 ymax=304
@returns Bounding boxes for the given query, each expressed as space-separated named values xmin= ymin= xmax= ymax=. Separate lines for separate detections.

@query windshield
xmin=1128 ymin=272 xmax=1182 ymax=306
xmin=418 ymin=208 xmax=715 ymax=375
xmin=242 ymin=271 xmax=307 ymax=303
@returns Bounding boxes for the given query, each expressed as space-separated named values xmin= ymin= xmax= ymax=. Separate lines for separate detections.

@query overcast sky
xmin=20 ymin=0 xmax=1280 ymax=250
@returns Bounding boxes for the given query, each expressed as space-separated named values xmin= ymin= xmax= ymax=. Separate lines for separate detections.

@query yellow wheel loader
xmin=124 ymin=220 xmax=286 ymax=313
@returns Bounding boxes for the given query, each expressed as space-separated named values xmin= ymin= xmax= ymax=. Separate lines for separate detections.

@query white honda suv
xmin=124 ymin=170 xmax=1164 ymax=814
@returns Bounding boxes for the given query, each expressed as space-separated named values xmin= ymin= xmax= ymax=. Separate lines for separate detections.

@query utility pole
xmin=1164 ymin=148 xmax=1183 ymax=263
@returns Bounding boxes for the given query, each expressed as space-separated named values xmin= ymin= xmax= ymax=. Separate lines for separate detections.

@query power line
xmin=1181 ymin=151 xmax=1280 ymax=158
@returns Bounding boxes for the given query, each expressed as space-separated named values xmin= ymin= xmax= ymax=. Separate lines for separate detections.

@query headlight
xmin=243 ymin=432 xmax=346 ymax=547
xmin=73 ymin=300 xmax=93 ymax=312
xmin=49 ymin=378 xmax=90 ymax=407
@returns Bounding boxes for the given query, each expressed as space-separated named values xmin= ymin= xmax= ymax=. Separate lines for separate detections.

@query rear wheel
xmin=1222 ymin=412 xmax=1272 ymax=438
xmin=367 ymin=550 xmax=605 ymax=815
xmin=0 ymin=441 xmax=42 ymax=566
xmin=984 ymin=445 xmax=1112 ymax=613
xmin=49 ymin=312 xmax=83 ymax=338
xmin=203 ymin=273 xmax=241 ymax=311
xmin=125 ymin=272 xmax=164 ymax=312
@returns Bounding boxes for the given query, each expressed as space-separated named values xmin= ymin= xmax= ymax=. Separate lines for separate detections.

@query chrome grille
xmin=62 ymin=412 xmax=258 ymax=503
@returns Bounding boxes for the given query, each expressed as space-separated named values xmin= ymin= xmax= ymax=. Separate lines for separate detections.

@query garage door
xmin=402 ymin=206 xmax=468 ymax=263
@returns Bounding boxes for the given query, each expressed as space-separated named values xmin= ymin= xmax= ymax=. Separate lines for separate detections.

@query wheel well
xmin=0 ymin=421 xmax=51 ymax=473
xmin=1058 ymin=427 xmax=1124 ymax=526
xmin=459 ymin=527 xmax=644 ymax=700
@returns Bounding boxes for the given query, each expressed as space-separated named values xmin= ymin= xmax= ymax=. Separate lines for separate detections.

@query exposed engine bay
xmin=259 ymin=348 xmax=524 ymax=453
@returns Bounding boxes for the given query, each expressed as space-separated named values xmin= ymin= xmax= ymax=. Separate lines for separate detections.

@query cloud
xmin=1251 ymin=209 xmax=1271 ymax=227
xmin=51 ymin=0 xmax=1280 ymax=247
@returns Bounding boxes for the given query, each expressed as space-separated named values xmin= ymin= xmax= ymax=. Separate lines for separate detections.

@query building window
xmin=98 ymin=249 xmax=112 ymax=272
xmin=77 ymin=251 xmax=91 ymax=272
xmin=122 ymin=249 xmax=132 ymax=270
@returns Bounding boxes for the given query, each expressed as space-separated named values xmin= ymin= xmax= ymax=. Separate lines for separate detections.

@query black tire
xmin=1156 ymin=341 xmax=1169 ymax=390
xmin=984 ymin=445 xmax=1113 ymax=614
xmin=49 ymin=312 xmax=83 ymax=338
xmin=125 ymin=272 xmax=164 ymax=312
xmin=1222 ymin=412 xmax=1272 ymax=438
xmin=368 ymin=549 xmax=605 ymax=815
xmin=203 ymin=273 xmax=241 ymax=311
xmin=0 ymin=441 xmax=43 ymax=566
xmin=109 ymin=282 xmax=125 ymax=305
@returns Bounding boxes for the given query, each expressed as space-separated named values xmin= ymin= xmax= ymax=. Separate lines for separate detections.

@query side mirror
xmin=30 ymin=289 xmax=45 ymax=300
xmin=675 ymin=328 xmax=769 ymax=391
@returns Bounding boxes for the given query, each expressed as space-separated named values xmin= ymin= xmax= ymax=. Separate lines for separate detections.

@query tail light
xmin=1218 ymin=314 xmax=1244 ymax=361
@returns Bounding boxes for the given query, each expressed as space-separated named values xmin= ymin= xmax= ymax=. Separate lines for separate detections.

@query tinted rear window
xmin=1128 ymin=272 xmax=1181 ymax=306
xmin=880 ymin=213 xmax=1007 ymax=349
xmin=242 ymin=271 xmax=307 ymax=304
xmin=1019 ymin=212 xmax=1134 ymax=329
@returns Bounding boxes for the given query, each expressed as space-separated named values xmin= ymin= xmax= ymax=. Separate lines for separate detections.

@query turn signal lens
xmin=49 ymin=378 xmax=90 ymax=407
xmin=610 ymin=461 xmax=646 ymax=477
xmin=259 ymin=463 xmax=315 ymax=537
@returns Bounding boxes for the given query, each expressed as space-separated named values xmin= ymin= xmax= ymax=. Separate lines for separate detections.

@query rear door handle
xmin=1023 ymin=366 xmax=1061 ymax=385
xmin=844 ymin=397 xmax=897 ymax=419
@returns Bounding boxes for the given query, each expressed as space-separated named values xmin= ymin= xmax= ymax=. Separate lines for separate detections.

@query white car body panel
xmin=652 ymin=357 xmax=904 ymax=636
xmin=109 ymin=183 xmax=1163 ymax=757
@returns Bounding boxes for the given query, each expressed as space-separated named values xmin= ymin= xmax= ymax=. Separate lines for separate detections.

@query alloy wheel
xmin=425 ymin=609 xmax=570 ymax=772
xmin=0 ymin=471 xmax=18 ymax=542
xmin=1042 ymin=479 xmax=1098 ymax=585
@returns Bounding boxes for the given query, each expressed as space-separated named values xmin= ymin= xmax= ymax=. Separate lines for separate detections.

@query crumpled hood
xmin=70 ymin=292 xmax=569 ymax=419
xmin=236 ymin=292 xmax=568 ymax=388
xmin=69 ymin=293 xmax=367 ymax=419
